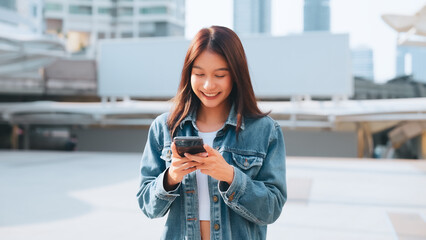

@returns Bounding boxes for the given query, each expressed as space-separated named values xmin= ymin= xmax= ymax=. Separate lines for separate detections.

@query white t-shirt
xmin=196 ymin=130 xmax=217 ymax=221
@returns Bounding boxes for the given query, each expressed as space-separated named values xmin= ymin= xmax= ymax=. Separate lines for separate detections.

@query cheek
xmin=190 ymin=77 xmax=197 ymax=91
xmin=224 ymin=77 xmax=233 ymax=92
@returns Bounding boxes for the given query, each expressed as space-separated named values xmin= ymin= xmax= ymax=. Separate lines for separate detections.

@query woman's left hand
xmin=184 ymin=144 xmax=234 ymax=185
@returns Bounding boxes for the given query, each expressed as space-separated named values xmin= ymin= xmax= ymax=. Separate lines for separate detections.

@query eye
xmin=215 ymin=75 xmax=225 ymax=78
xmin=195 ymin=73 xmax=204 ymax=77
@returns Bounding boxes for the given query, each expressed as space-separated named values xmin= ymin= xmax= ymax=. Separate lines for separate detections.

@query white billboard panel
xmin=244 ymin=33 xmax=352 ymax=97
xmin=98 ymin=33 xmax=352 ymax=98
xmin=98 ymin=37 xmax=189 ymax=98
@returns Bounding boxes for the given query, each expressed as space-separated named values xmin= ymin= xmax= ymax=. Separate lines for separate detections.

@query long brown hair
xmin=167 ymin=26 xmax=268 ymax=137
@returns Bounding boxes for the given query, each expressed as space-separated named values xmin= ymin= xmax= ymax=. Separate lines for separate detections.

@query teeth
xmin=204 ymin=92 xmax=219 ymax=97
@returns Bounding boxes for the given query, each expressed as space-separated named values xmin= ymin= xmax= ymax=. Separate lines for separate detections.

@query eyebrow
xmin=193 ymin=65 xmax=229 ymax=71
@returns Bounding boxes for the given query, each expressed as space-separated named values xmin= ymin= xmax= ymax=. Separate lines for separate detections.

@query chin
xmin=202 ymin=103 xmax=219 ymax=109
xmin=202 ymin=100 xmax=226 ymax=109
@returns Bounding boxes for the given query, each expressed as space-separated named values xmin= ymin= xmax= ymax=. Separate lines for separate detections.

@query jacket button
xmin=212 ymin=195 xmax=218 ymax=202
xmin=244 ymin=159 xmax=249 ymax=167
xmin=228 ymin=192 xmax=235 ymax=201
xmin=214 ymin=223 xmax=220 ymax=231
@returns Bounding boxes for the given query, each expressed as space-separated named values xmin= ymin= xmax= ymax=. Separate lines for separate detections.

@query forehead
xmin=193 ymin=50 xmax=228 ymax=69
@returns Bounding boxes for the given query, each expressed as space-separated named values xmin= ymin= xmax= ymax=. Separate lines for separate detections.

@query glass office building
xmin=352 ymin=46 xmax=375 ymax=80
xmin=44 ymin=0 xmax=185 ymax=53
xmin=233 ymin=0 xmax=271 ymax=36
xmin=0 ymin=0 xmax=43 ymax=35
xmin=396 ymin=45 xmax=426 ymax=83
xmin=304 ymin=0 xmax=330 ymax=32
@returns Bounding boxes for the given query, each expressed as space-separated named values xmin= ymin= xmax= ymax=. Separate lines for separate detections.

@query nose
xmin=203 ymin=78 xmax=215 ymax=90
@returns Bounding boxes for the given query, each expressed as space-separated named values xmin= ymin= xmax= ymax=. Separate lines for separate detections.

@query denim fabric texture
xmin=137 ymin=105 xmax=287 ymax=240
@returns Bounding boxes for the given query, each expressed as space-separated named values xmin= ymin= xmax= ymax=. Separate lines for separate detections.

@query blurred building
xmin=353 ymin=75 xmax=426 ymax=100
xmin=351 ymin=46 xmax=375 ymax=81
xmin=0 ymin=0 xmax=66 ymax=95
xmin=44 ymin=59 xmax=97 ymax=96
xmin=44 ymin=0 xmax=186 ymax=54
xmin=233 ymin=0 xmax=271 ymax=35
xmin=304 ymin=0 xmax=330 ymax=32
xmin=0 ymin=0 xmax=43 ymax=35
xmin=396 ymin=45 xmax=426 ymax=83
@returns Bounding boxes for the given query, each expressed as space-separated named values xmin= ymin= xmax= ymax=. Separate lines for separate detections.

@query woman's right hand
xmin=164 ymin=142 xmax=204 ymax=191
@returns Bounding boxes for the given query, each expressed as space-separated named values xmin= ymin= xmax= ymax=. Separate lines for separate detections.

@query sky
xmin=185 ymin=0 xmax=426 ymax=83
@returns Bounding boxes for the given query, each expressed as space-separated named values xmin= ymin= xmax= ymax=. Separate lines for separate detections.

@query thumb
xmin=203 ymin=144 xmax=217 ymax=156
xmin=171 ymin=142 xmax=181 ymax=158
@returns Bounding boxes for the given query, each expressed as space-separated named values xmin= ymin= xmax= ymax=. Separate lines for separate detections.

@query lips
xmin=202 ymin=92 xmax=220 ymax=98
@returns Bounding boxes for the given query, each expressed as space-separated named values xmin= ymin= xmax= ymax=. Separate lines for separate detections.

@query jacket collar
xmin=179 ymin=103 xmax=245 ymax=131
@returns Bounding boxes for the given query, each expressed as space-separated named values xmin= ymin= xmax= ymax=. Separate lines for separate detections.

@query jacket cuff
xmin=218 ymin=166 xmax=247 ymax=203
xmin=156 ymin=168 xmax=180 ymax=200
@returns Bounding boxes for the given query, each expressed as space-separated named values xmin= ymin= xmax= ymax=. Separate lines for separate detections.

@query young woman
xmin=137 ymin=26 xmax=287 ymax=240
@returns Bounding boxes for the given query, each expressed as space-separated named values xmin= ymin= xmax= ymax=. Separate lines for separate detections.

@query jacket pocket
xmin=231 ymin=152 xmax=263 ymax=176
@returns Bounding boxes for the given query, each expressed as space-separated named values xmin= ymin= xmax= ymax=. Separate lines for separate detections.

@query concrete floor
xmin=1 ymin=151 xmax=425 ymax=240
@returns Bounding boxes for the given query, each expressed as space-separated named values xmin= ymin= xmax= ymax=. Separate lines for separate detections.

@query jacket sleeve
xmin=136 ymin=118 xmax=181 ymax=219
xmin=218 ymin=122 xmax=287 ymax=225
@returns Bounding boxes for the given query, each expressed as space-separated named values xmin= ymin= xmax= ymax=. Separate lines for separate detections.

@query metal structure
xmin=381 ymin=5 xmax=426 ymax=157
xmin=1 ymin=98 xmax=426 ymax=158
xmin=0 ymin=0 xmax=67 ymax=93
xmin=0 ymin=33 xmax=66 ymax=79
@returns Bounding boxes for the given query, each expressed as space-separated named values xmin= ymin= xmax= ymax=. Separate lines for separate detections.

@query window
xmin=0 ymin=0 xmax=15 ymax=10
xmin=121 ymin=32 xmax=133 ymax=38
xmin=32 ymin=5 xmax=38 ymax=17
xmin=45 ymin=3 xmax=63 ymax=12
xmin=140 ymin=6 xmax=167 ymax=15
xmin=69 ymin=5 xmax=92 ymax=15
xmin=139 ymin=22 xmax=155 ymax=33
xmin=118 ymin=7 xmax=133 ymax=16
xmin=98 ymin=7 xmax=114 ymax=16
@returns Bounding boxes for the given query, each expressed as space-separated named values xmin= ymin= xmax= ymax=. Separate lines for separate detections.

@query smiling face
xmin=191 ymin=50 xmax=233 ymax=113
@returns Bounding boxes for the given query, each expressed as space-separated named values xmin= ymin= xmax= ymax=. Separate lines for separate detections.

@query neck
xmin=196 ymin=102 xmax=231 ymax=132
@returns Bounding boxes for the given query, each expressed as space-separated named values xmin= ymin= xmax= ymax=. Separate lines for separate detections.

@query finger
xmin=182 ymin=161 xmax=202 ymax=169
xmin=203 ymin=144 xmax=217 ymax=156
xmin=196 ymin=164 xmax=209 ymax=170
xmin=200 ymin=169 xmax=210 ymax=175
xmin=169 ymin=165 xmax=195 ymax=181
xmin=182 ymin=165 xmax=198 ymax=175
xmin=195 ymin=152 xmax=208 ymax=157
xmin=184 ymin=153 xmax=206 ymax=162
xmin=171 ymin=156 xmax=187 ymax=164
xmin=171 ymin=142 xmax=181 ymax=158
xmin=174 ymin=160 xmax=201 ymax=169
xmin=174 ymin=162 xmax=199 ymax=175
xmin=171 ymin=158 xmax=196 ymax=168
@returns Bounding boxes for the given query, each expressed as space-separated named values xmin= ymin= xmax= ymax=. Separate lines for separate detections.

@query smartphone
xmin=173 ymin=136 xmax=206 ymax=157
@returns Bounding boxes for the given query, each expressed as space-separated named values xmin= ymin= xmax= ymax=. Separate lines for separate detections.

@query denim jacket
xmin=137 ymin=105 xmax=287 ymax=240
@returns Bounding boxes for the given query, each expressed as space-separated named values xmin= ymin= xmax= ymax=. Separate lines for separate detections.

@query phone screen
xmin=173 ymin=136 xmax=205 ymax=157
